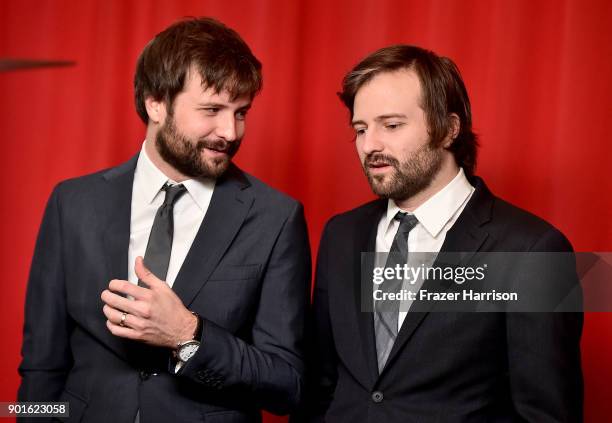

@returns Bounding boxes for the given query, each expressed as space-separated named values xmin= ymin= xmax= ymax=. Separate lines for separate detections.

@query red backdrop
xmin=1 ymin=1 xmax=611 ymax=422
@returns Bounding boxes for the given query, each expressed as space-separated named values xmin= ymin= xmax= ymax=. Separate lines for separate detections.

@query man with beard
xmin=18 ymin=18 xmax=310 ymax=423
xmin=297 ymin=45 xmax=582 ymax=422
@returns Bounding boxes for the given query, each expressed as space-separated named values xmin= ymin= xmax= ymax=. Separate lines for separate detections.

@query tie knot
xmin=162 ymin=184 xmax=187 ymax=207
xmin=394 ymin=211 xmax=418 ymax=234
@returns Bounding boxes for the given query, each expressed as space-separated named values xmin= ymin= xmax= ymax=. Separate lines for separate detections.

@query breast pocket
xmin=202 ymin=265 xmax=262 ymax=329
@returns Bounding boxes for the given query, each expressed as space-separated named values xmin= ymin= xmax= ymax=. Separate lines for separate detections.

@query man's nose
xmin=360 ymin=129 xmax=384 ymax=155
xmin=215 ymin=114 xmax=237 ymax=141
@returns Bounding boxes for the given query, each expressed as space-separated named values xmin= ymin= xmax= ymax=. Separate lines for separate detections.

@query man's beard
xmin=363 ymin=141 xmax=443 ymax=202
xmin=155 ymin=116 xmax=241 ymax=179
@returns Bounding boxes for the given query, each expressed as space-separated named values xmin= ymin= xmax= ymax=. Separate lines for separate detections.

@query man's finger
xmin=103 ymin=305 xmax=147 ymax=331
xmin=101 ymin=289 xmax=143 ymax=315
xmin=106 ymin=319 xmax=142 ymax=340
xmin=102 ymin=304 xmax=120 ymax=323
xmin=135 ymin=256 xmax=165 ymax=288
xmin=106 ymin=279 xmax=150 ymax=301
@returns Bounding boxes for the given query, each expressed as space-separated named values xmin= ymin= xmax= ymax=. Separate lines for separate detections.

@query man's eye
xmin=236 ymin=110 xmax=248 ymax=120
xmin=385 ymin=123 xmax=403 ymax=130
xmin=203 ymin=108 xmax=219 ymax=114
xmin=354 ymin=128 xmax=366 ymax=136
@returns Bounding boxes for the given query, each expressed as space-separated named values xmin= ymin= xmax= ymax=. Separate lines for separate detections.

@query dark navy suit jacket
xmin=19 ymin=154 xmax=311 ymax=423
xmin=298 ymin=177 xmax=582 ymax=423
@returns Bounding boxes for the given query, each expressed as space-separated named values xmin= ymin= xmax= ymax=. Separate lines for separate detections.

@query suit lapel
xmin=378 ymin=177 xmax=493 ymax=378
xmin=99 ymin=155 xmax=138 ymax=284
xmin=352 ymin=200 xmax=387 ymax=384
xmin=90 ymin=155 xmax=141 ymax=358
xmin=171 ymin=165 xmax=253 ymax=307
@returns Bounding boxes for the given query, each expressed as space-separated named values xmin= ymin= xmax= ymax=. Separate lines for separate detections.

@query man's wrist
xmin=173 ymin=312 xmax=203 ymax=372
xmin=191 ymin=311 xmax=203 ymax=342
xmin=174 ymin=310 xmax=201 ymax=348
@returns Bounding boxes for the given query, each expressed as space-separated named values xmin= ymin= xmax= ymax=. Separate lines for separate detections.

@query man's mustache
xmin=196 ymin=138 xmax=240 ymax=156
xmin=364 ymin=153 xmax=399 ymax=168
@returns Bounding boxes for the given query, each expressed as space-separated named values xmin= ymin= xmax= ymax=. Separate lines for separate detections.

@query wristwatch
xmin=175 ymin=311 xmax=203 ymax=370
xmin=177 ymin=339 xmax=200 ymax=362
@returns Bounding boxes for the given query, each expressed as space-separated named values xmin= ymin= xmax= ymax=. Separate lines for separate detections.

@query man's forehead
xmin=353 ymin=68 xmax=423 ymax=119
xmin=183 ymin=70 xmax=251 ymax=106
xmin=357 ymin=68 xmax=421 ymax=98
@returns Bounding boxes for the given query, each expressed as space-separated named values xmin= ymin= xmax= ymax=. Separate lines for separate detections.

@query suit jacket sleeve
xmin=178 ymin=201 xmax=311 ymax=415
xmin=292 ymin=218 xmax=339 ymax=423
xmin=18 ymin=184 xmax=74 ymax=402
xmin=507 ymin=228 xmax=583 ymax=422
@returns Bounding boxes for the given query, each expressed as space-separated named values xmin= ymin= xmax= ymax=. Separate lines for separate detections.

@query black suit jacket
xmin=299 ymin=177 xmax=582 ymax=423
xmin=18 ymin=154 xmax=311 ymax=423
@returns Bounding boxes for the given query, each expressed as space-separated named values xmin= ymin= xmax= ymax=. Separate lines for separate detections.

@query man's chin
xmin=200 ymin=157 xmax=231 ymax=178
xmin=367 ymin=171 xmax=390 ymax=190
xmin=368 ymin=180 xmax=394 ymax=198
xmin=367 ymin=175 xmax=408 ymax=200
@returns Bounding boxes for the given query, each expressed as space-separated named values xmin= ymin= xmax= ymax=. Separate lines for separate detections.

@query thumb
xmin=135 ymin=256 xmax=163 ymax=288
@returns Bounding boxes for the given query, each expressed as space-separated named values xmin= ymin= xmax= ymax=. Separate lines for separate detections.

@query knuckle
xmin=140 ymin=304 xmax=152 ymax=319
xmin=131 ymin=319 xmax=143 ymax=331
xmin=142 ymin=290 xmax=153 ymax=301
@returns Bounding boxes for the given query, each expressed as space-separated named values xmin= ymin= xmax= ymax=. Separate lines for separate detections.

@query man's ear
xmin=444 ymin=113 xmax=461 ymax=148
xmin=144 ymin=96 xmax=167 ymax=124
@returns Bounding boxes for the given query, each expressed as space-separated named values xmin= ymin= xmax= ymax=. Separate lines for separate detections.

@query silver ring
xmin=120 ymin=312 xmax=127 ymax=327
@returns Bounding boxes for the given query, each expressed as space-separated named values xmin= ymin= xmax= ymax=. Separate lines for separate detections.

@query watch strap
xmin=191 ymin=311 xmax=203 ymax=341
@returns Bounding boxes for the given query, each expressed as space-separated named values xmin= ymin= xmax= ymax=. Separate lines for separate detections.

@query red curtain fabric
xmin=1 ymin=1 xmax=611 ymax=421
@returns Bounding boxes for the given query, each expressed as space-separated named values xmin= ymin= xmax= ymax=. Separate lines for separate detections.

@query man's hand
xmin=101 ymin=256 xmax=197 ymax=348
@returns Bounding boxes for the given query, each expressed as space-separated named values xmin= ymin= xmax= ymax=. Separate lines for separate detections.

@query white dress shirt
xmin=376 ymin=168 xmax=475 ymax=330
xmin=128 ymin=142 xmax=215 ymax=287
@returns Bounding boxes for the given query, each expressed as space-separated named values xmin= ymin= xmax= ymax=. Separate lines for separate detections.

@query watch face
xmin=178 ymin=341 xmax=200 ymax=362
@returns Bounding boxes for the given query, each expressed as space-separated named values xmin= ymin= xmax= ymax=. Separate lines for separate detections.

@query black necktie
xmin=374 ymin=211 xmax=419 ymax=371
xmin=139 ymin=183 xmax=187 ymax=286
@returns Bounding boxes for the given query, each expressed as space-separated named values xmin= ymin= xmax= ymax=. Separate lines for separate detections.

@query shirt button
xmin=371 ymin=391 xmax=384 ymax=403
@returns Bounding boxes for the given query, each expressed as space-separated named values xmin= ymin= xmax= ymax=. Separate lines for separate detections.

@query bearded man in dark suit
xmin=299 ymin=45 xmax=582 ymax=423
xmin=19 ymin=17 xmax=310 ymax=423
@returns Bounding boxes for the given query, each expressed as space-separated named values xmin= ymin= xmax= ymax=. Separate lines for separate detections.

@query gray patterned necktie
xmin=139 ymin=183 xmax=187 ymax=286
xmin=374 ymin=211 xmax=419 ymax=372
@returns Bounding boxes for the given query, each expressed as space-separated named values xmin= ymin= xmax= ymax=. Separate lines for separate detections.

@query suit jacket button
xmin=139 ymin=371 xmax=150 ymax=380
xmin=371 ymin=391 xmax=383 ymax=403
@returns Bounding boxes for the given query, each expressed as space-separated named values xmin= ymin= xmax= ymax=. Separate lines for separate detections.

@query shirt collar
xmin=136 ymin=141 xmax=216 ymax=210
xmin=384 ymin=168 xmax=474 ymax=238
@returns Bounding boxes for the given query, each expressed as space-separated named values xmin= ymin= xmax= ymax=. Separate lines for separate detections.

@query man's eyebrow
xmin=197 ymin=102 xmax=227 ymax=108
xmin=351 ymin=114 xmax=408 ymax=127
xmin=196 ymin=102 xmax=252 ymax=111
xmin=375 ymin=113 xmax=408 ymax=121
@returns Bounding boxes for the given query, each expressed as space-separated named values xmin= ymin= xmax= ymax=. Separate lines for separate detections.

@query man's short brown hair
xmin=134 ymin=17 xmax=262 ymax=124
xmin=339 ymin=45 xmax=478 ymax=176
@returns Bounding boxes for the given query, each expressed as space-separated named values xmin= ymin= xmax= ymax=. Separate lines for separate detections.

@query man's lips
xmin=366 ymin=161 xmax=393 ymax=173
xmin=201 ymin=146 xmax=230 ymax=157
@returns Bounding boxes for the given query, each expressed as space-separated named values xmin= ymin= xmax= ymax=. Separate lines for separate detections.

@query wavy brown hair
xmin=134 ymin=17 xmax=262 ymax=124
xmin=339 ymin=45 xmax=478 ymax=176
